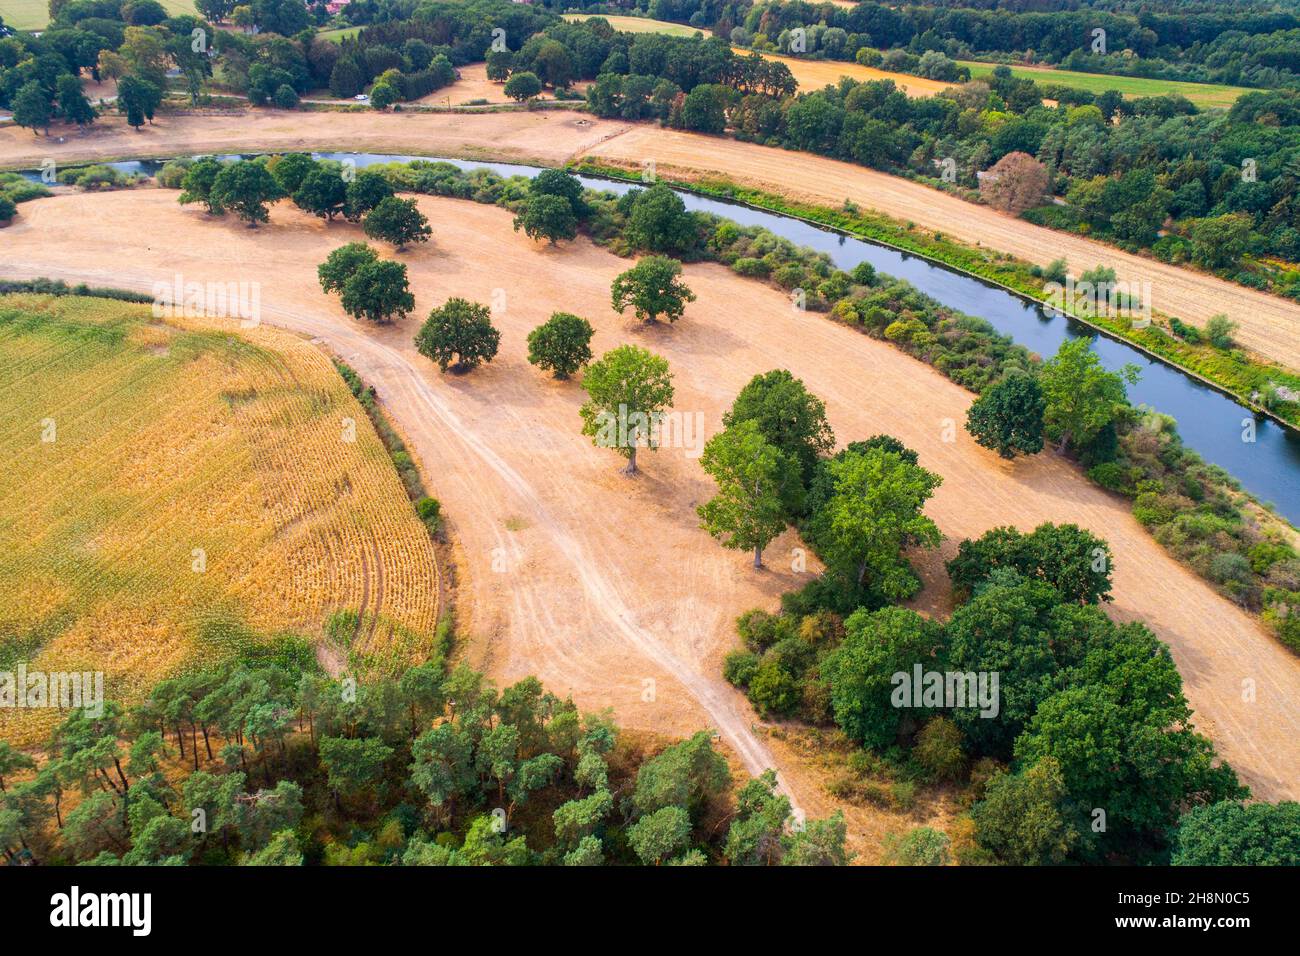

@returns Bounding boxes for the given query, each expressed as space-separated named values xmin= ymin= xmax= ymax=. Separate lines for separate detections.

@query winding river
xmin=24 ymin=152 xmax=1300 ymax=523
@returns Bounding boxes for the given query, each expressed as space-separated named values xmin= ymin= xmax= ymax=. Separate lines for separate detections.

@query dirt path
xmin=5 ymin=191 xmax=1298 ymax=820
xmin=3 ymin=109 xmax=1295 ymax=372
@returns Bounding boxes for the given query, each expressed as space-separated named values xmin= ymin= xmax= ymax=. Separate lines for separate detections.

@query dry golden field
xmin=0 ymin=294 xmax=441 ymax=743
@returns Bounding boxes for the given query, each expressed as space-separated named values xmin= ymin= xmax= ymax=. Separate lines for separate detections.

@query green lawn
xmin=318 ymin=26 xmax=362 ymax=44
xmin=0 ymin=0 xmax=195 ymax=30
xmin=959 ymin=60 xmax=1250 ymax=109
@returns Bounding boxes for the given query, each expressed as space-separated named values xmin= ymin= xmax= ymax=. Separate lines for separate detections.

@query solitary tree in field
xmin=504 ymin=71 xmax=542 ymax=102
xmin=514 ymin=194 xmax=578 ymax=245
xmin=1039 ymin=338 xmax=1138 ymax=453
xmin=698 ymin=420 xmax=802 ymax=568
xmin=979 ymin=151 xmax=1049 ymax=215
xmin=610 ymin=256 xmax=696 ymax=324
xmin=318 ymin=242 xmax=379 ymax=294
xmin=579 ymin=344 xmax=675 ymax=475
xmin=965 ymin=370 xmax=1046 ymax=459
xmin=178 ymin=157 xmax=227 ymax=214
xmin=338 ymin=260 xmax=414 ymax=324
xmin=293 ymin=167 xmax=348 ymax=220
xmin=723 ymin=369 xmax=835 ymax=486
xmin=210 ymin=160 xmax=283 ymax=227
xmin=344 ymin=170 xmax=394 ymax=222
xmin=364 ymin=196 xmax=431 ymax=250
xmin=415 ymin=298 xmax=501 ymax=372
xmin=527 ymin=312 xmax=594 ymax=379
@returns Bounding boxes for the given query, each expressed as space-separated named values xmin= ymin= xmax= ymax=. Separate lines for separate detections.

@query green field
xmin=0 ymin=0 xmax=195 ymax=30
xmin=562 ymin=14 xmax=1251 ymax=110
xmin=318 ymin=25 xmax=362 ymax=44
xmin=561 ymin=13 xmax=701 ymax=37
xmin=959 ymin=60 xmax=1249 ymax=109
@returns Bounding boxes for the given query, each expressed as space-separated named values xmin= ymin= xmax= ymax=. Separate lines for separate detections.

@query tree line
xmin=0 ymin=636 xmax=847 ymax=865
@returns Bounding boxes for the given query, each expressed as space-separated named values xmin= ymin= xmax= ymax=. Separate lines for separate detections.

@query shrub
xmin=722 ymin=650 xmax=759 ymax=688
xmin=415 ymin=496 xmax=441 ymax=526
xmin=883 ymin=826 xmax=950 ymax=865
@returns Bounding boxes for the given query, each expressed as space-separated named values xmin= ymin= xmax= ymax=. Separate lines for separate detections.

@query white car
xmin=354 ymin=94 xmax=369 ymax=102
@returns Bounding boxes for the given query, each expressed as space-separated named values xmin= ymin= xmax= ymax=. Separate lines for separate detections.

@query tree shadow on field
xmin=625 ymin=313 xmax=748 ymax=361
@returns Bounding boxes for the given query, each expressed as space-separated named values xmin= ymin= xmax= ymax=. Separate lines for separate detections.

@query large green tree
xmin=293 ymin=167 xmax=348 ymax=221
xmin=622 ymin=184 xmax=697 ymax=254
xmin=946 ymin=523 xmax=1114 ymax=605
xmin=698 ymin=420 xmax=803 ymax=568
xmin=723 ymin=369 xmax=835 ymax=486
xmin=12 ymin=81 xmax=51 ymax=136
xmin=803 ymin=445 xmax=942 ymax=600
xmin=363 ymin=196 xmax=431 ymax=250
xmin=610 ymin=256 xmax=696 ymax=324
xmin=578 ymin=344 xmax=675 ymax=474
xmin=210 ymin=159 xmax=283 ymax=227
xmin=513 ymin=193 xmax=578 ymax=245
xmin=116 ymin=75 xmax=162 ymax=131
xmin=965 ymin=370 xmax=1045 ymax=459
xmin=415 ymin=298 xmax=501 ymax=372
xmin=318 ymin=241 xmax=378 ymax=294
xmin=526 ymin=312 xmax=593 ymax=379
xmin=970 ymin=757 xmax=1077 ymax=866
xmin=1171 ymin=801 xmax=1300 ymax=866
xmin=1040 ymin=338 xmax=1138 ymax=453
xmin=339 ymin=259 xmax=415 ymax=324
xmin=822 ymin=606 xmax=944 ymax=749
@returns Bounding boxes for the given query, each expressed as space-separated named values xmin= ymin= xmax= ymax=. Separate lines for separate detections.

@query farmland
xmin=4 ymin=0 xmax=1300 ymax=881
xmin=3 ymin=189 xmax=1298 ymax=813
xmin=0 ymin=292 xmax=441 ymax=743
xmin=564 ymin=14 xmax=950 ymax=96
xmin=562 ymin=14 xmax=1250 ymax=107
xmin=957 ymin=59 xmax=1250 ymax=109
xmin=0 ymin=0 xmax=195 ymax=31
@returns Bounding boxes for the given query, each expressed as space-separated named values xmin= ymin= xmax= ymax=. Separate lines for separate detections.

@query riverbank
xmin=575 ymin=159 xmax=1300 ymax=433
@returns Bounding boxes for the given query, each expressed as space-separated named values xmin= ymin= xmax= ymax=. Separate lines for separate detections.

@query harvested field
xmin=0 ymin=109 xmax=628 ymax=173
xmin=585 ymin=125 xmax=1300 ymax=371
xmin=0 ymin=291 xmax=441 ymax=744
xmin=4 ymin=110 xmax=1292 ymax=371
xmin=4 ymin=190 xmax=1297 ymax=827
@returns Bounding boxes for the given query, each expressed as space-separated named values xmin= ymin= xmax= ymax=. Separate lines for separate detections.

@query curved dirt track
xmin=4 ymin=191 xmax=1299 ymax=815
xmin=3 ymin=109 xmax=1295 ymax=371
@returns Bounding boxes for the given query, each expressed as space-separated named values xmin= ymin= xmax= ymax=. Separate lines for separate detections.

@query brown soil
xmin=4 ymin=190 xmax=1298 ymax=850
